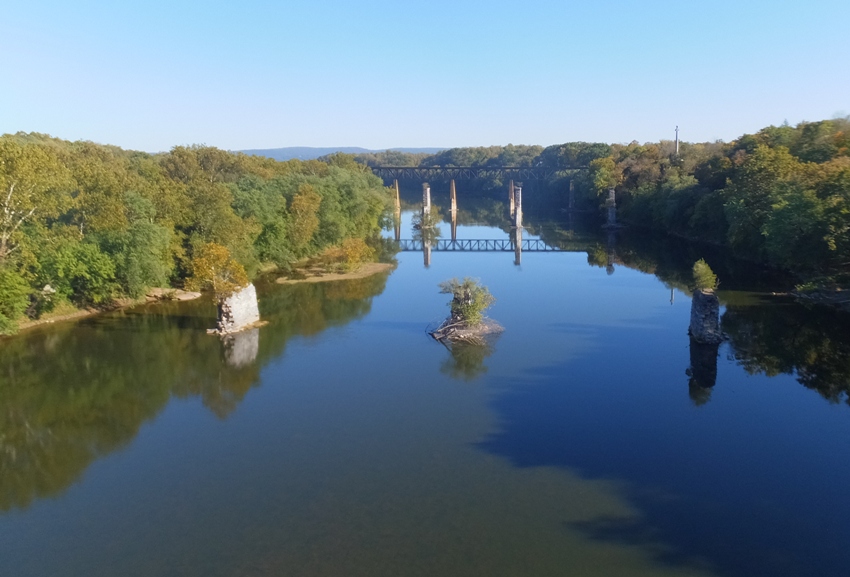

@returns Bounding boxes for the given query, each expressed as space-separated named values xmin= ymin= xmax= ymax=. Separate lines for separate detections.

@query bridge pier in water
xmin=450 ymin=179 xmax=458 ymax=241
xmin=393 ymin=179 xmax=401 ymax=241
xmin=509 ymin=180 xmax=515 ymax=217
xmin=422 ymin=182 xmax=431 ymax=217
xmin=606 ymin=188 xmax=617 ymax=227
xmin=511 ymin=226 xmax=522 ymax=265
xmin=513 ymin=182 xmax=523 ymax=228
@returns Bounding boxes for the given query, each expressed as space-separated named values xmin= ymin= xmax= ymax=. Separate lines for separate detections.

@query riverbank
xmin=276 ymin=262 xmax=395 ymax=284
xmin=9 ymin=289 xmax=203 ymax=335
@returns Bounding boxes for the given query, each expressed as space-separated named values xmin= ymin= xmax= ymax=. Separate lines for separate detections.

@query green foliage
xmin=39 ymin=239 xmax=117 ymax=306
xmin=439 ymin=277 xmax=495 ymax=326
xmin=317 ymin=238 xmax=375 ymax=272
xmin=0 ymin=139 xmax=73 ymax=260
xmin=0 ymin=267 xmax=30 ymax=334
xmin=0 ymin=134 xmax=391 ymax=319
xmin=692 ymin=259 xmax=719 ymax=291
xmin=588 ymin=157 xmax=622 ymax=195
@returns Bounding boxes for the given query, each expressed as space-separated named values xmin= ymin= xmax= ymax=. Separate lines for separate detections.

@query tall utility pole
xmin=675 ymin=126 xmax=680 ymax=156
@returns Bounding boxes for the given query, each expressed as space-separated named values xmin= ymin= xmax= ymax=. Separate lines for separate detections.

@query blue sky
xmin=2 ymin=0 xmax=848 ymax=152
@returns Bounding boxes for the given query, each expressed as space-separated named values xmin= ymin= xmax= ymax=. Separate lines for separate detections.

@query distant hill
xmin=238 ymin=147 xmax=445 ymax=161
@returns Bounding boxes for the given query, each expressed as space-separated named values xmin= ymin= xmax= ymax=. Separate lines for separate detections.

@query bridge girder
xmin=371 ymin=166 xmax=585 ymax=181
xmin=395 ymin=239 xmax=563 ymax=252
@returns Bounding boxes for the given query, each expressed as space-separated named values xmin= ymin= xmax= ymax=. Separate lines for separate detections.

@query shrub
xmin=693 ymin=259 xmax=719 ymax=291
xmin=439 ymin=278 xmax=495 ymax=326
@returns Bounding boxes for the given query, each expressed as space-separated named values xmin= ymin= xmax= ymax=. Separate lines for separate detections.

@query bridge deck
xmin=371 ymin=166 xmax=584 ymax=180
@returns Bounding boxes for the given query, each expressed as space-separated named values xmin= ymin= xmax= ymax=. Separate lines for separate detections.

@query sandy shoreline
xmin=7 ymin=264 xmax=394 ymax=336
xmin=11 ymin=290 xmax=203 ymax=334
xmin=276 ymin=262 xmax=395 ymax=284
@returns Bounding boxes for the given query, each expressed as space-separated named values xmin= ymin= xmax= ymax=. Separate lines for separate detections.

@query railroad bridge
xmin=369 ymin=166 xmax=584 ymax=181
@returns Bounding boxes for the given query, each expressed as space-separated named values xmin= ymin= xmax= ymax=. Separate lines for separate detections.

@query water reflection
xmin=722 ymin=298 xmax=850 ymax=405
xmin=0 ymin=271 xmax=391 ymax=512
xmin=221 ymin=328 xmax=260 ymax=368
xmin=439 ymin=338 xmax=499 ymax=382
xmin=686 ymin=337 xmax=719 ymax=405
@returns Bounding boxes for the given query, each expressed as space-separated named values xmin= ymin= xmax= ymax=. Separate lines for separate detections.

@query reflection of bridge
xmin=395 ymin=239 xmax=563 ymax=252
xmin=371 ymin=166 xmax=583 ymax=181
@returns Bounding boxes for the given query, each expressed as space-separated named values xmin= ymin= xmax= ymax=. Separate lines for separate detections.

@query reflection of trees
xmin=439 ymin=338 xmax=498 ymax=382
xmin=411 ymin=208 xmax=442 ymax=245
xmin=0 ymin=271 xmax=391 ymax=512
xmin=722 ymin=301 xmax=850 ymax=405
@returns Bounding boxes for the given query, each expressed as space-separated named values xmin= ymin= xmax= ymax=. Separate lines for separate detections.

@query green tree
xmin=723 ymin=145 xmax=801 ymax=257
xmin=0 ymin=139 xmax=72 ymax=260
xmin=39 ymin=239 xmax=117 ymax=306
xmin=439 ymin=278 xmax=495 ymax=326
xmin=692 ymin=259 xmax=718 ymax=291
xmin=0 ymin=266 xmax=30 ymax=334
xmin=588 ymin=157 xmax=622 ymax=196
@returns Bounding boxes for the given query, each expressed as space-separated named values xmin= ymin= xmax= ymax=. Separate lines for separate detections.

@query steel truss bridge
xmin=371 ymin=166 xmax=584 ymax=181
xmin=395 ymin=239 xmax=563 ymax=252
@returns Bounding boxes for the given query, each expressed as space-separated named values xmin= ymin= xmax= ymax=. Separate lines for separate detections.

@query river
xmin=1 ymin=205 xmax=849 ymax=577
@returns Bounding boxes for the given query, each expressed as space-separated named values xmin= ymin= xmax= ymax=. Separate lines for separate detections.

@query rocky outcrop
xmin=214 ymin=283 xmax=260 ymax=334
xmin=689 ymin=289 xmax=722 ymax=344
xmin=430 ymin=317 xmax=503 ymax=345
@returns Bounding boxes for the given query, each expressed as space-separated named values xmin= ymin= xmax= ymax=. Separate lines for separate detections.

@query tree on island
xmin=689 ymin=259 xmax=722 ymax=345
xmin=430 ymin=278 xmax=501 ymax=344
xmin=692 ymin=259 xmax=719 ymax=291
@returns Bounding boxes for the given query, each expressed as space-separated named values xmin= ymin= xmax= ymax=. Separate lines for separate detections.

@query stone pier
xmin=215 ymin=283 xmax=261 ymax=334
xmin=689 ymin=289 xmax=723 ymax=344
xmin=513 ymin=226 xmax=522 ymax=265
xmin=606 ymin=188 xmax=617 ymax=228
xmin=513 ymin=183 xmax=523 ymax=228
xmin=422 ymin=182 xmax=431 ymax=217
xmin=393 ymin=179 xmax=401 ymax=241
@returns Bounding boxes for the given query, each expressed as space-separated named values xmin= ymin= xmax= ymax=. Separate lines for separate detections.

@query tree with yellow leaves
xmin=186 ymin=242 xmax=248 ymax=298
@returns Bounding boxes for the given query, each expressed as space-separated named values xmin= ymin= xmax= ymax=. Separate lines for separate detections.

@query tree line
xmin=355 ymin=118 xmax=850 ymax=281
xmin=0 ymin=134 xmax=392 ymax=334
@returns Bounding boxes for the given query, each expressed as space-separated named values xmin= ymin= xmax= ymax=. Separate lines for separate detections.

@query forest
xmin=0 ymin=134 xmax=392 ymax=334
xmin=355 ymin=118 xmax=850 ymax=283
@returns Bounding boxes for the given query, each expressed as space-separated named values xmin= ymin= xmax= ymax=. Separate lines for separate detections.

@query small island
xmin=430 ymin=278 xmax=503 ymax=344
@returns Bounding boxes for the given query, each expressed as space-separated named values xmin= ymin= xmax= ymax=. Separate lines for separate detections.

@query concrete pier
xmin=606 ymin=188 xmax=617 ymax=227
xmin=513 ymin=183 xmax=523 ymax=228
xmin=689 ymin=289 xmax=723 ymax=344
xmin=393 ymin=179 xmax=401 ymax=241
xmin=422 ymin=182 xmax=431 ymax=217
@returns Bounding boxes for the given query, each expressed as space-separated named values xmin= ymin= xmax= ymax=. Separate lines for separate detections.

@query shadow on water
xmin=466 ymin=214 xmax=850 ymax=576
xmin=478 ymin=291 xmax=850 ymax=576
xmin=0 ymin=271 xmax=391 ymax=512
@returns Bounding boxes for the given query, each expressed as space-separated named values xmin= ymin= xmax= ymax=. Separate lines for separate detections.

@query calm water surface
xmin=2 ymin=208 xmax=850 ymax=577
